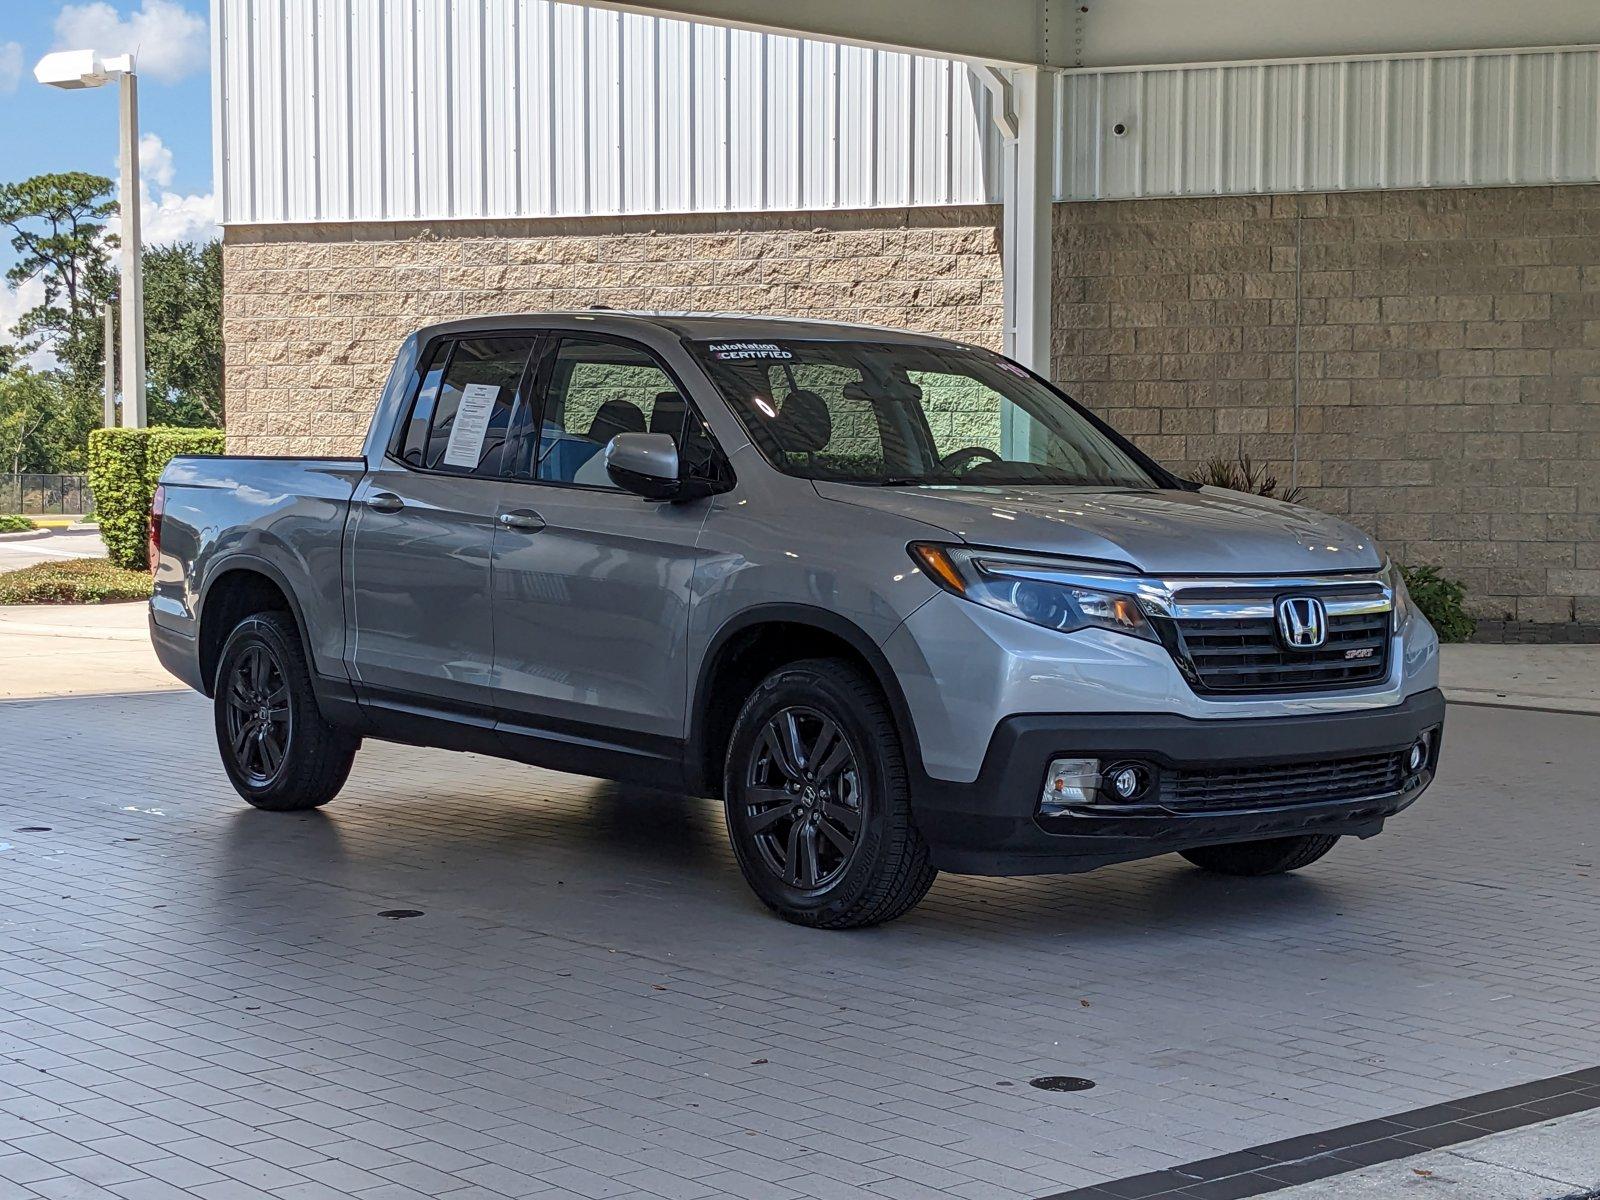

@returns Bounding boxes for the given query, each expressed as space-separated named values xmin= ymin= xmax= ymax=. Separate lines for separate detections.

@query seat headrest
xmin=768 ymin=389 xmax=832 ymax=454
xmin=650 ymin=391 xmax=687 ymax=439
xmin=585 ymin=399 xmax=646 ymax=443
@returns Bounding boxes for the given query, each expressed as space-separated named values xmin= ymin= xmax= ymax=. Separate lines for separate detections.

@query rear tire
xmin=1179 ymin=833 xmax=1338 ymax=876
xmin=723 ymin=658 xmax=936 ymax=929
xmin=214 ymin=611 xmax=358 ymax=811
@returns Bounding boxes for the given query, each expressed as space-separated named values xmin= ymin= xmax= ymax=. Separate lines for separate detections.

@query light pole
xmin=34 ymin=49 xmax=146 ymax=429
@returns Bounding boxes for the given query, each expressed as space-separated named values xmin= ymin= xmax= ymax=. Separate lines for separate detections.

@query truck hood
xmin=813 ymin=482 xmax=1382 ymax=576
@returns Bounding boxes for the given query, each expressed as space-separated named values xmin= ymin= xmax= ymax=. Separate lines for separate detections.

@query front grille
xmin=1155 ymin=585 xmax=1392 ymax=695
xmin=1167 ymin=750 xmax=1406 ymax=812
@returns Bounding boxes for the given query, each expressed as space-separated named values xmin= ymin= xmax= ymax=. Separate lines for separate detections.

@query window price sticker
xmin=441 ymin=383 xmax=501 ymax=468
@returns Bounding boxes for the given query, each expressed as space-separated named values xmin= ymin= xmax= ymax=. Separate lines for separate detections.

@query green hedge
xmin=147 ymin=427 xmax=227 ymax=491
xmin=86 ymin=426 xmax=226 ymax=570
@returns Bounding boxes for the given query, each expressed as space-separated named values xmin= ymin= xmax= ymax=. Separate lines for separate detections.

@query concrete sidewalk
xmin=1276 ymin=1110 xmax=1600 ymax=1198
xmin=0 ymin=602 xmax=178 ymax=699
xmin=1440 ymin=644 xmax=1600 ymax=716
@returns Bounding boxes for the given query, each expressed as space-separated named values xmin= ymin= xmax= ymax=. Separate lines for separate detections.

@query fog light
xmin=1407 ymin=736 xmax=1429 ymax=773
xmin=1109 ymin=766 xmax=1142 ymax=799
xmin=1041 ymin=758 xmax=1099 ymax=815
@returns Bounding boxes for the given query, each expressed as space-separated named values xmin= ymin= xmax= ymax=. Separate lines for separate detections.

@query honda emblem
xmin=1276 ymin=596 xmax=1327 ymax=650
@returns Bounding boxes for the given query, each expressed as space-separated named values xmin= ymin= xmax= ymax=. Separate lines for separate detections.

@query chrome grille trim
xmin=957 ymin=557 xmax=1397 ymax=697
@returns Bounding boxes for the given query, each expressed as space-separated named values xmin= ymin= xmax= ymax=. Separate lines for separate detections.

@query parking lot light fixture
xmin=34 ymin=49 xmax=146 ymax=428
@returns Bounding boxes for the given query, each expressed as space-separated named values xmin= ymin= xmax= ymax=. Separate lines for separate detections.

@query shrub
xmin=146 ymin=427 xmax=226 ymax=492
xmin=1188 ymin=455 xmax=1307 ymax=505
xmin=86 ymin=426 xmax=225 ymax=569
xmin=86 ymin=429 xmax=150 ymax=569
xmin=0 ymin=558 xmax=151 ymax=605
xmin=1401 ymin=564 xmax=1475 ymax=643
xmin=0 ymin=515 xmax=38 ymax=533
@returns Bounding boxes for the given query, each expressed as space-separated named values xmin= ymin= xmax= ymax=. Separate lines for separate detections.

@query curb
xmin=0 ymin=529 xmax=50 ymax=542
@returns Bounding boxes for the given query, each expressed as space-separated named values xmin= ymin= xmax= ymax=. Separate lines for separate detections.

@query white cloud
xmin=141 ymin=187 xmax=218 ymax=246
xmin=0 ymin=41 xmax=22 ymax=94
xmin=0 ymin=276 xmax=57 ymax=371
xmin=54 ymin=0 xmax=207 ymax=84
xmin=139 ymin=132 xmax=174 ymax=189
xmin=107 ymin=132 xmax=219 ymax=248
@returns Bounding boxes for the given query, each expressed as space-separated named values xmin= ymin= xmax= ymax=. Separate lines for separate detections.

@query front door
xmin=491 ymin=334 xmax=717 ymax=766
xmin=346 ymin=333 xmax=538 ymax=714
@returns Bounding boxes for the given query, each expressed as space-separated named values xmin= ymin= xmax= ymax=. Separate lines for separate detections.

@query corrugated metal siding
xmin=1060 ymin=46 xmax=1600 ymax=200
xmin=217 ymin=5 xmax=1600 ymax=225
xmin=215 ymin=0 xmax=998 ymax=224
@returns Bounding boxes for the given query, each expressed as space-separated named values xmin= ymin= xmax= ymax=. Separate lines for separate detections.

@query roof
xmin=413 ymin=310 xmax=977 ymax=349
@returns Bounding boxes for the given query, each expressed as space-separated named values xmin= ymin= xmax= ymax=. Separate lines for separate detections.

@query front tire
xmin=723 ymin=658 xmax=936 ymax=929
xmin=214 ymin=611 xmax=358 ymax=811
xmin=1179 ymin=833 xmax=1339 ymax=876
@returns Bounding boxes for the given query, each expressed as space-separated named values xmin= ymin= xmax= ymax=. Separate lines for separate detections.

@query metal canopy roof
xmin=586 ymin=0 xmax=1600 ymax=68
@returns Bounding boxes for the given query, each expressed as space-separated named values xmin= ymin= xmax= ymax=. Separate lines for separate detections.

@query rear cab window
xmin=394 ymin=336 xmax=538 ymax=477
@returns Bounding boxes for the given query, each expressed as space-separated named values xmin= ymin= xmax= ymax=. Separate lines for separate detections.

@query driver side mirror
xmin=605 ymin=432 xmax=683 ymax=500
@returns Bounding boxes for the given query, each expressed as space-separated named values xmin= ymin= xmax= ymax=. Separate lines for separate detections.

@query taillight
xmin=148 ymin=484 xmax=165 ymax=574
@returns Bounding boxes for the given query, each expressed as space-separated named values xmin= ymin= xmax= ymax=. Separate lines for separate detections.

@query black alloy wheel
xmin=744 ymin=706 xmax=864 ymax=890
xmin=723 ymin=658 xmax=937 ymax=928
xmin=224 ymin=642 xmax=293 ymax=787
xmin=213 ymin=610 xmax=358 ymax=811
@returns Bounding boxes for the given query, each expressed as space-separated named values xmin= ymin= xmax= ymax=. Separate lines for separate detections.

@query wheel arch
xmin=686 ymin=604 xmax=923 ymax=798
xmin=197 ymin=557 xmax=312 ymax=697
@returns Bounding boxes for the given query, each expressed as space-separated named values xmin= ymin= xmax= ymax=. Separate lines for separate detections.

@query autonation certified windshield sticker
xmin=441 ymin=383 xmax=501 ymax=468
xmin=707 ymin=341 xmax=794 ymax=361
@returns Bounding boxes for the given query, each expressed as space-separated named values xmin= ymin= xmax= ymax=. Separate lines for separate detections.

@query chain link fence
xmin=1 ymin=474 xmax=94 ymax=516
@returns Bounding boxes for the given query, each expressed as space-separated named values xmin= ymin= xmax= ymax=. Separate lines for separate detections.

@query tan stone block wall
xmin=223 ymin=184 xmax=1600 ymax=625
xmin=222 ymin=206 xmax=1003 ymax=459
xmin=1055 ymin=186 xmax=1600 ymax=625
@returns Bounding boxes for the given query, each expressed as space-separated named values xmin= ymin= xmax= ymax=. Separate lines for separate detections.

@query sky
xmin=0 ymin=0 xmax=216 ymax=360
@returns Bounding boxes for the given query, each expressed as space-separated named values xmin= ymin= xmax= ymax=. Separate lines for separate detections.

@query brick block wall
xmin=1055 ymin=186 xmax=1600 ymax=625
xmin=221 ymin=206 xmax=1003 ymax=458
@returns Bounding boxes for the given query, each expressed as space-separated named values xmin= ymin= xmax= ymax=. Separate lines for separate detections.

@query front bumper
xmin=911 ymin=688 xmax=1446 ymax=876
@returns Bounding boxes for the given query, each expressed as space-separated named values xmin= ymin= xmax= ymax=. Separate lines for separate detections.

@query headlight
xmin=1382 ymin=559 xmax=1413 ymax=632
xmin=909 ymin=543 xmax=1157 ymax=642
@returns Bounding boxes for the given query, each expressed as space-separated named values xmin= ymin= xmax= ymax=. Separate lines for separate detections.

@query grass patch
xmin=0 ymin=514 xmax=39 ymax=533
xmin=0 ymin=558 xmax=150 ymax=605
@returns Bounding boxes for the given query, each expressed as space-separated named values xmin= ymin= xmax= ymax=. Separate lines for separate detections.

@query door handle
xmin=366 ymin=491 xmax=404 ymax=514
xmin=499 ymin=509 xmax=546 ymax=532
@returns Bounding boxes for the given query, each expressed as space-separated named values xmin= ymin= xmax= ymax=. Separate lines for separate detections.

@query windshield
xmin=690 ymin=339 xmax=1162 ymax=488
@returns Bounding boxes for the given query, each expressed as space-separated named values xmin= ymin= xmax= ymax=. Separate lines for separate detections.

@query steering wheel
xmin=940 ymin=445 xmax=1003 ymax=476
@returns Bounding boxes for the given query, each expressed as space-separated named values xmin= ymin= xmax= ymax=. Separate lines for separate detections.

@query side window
xmin=397 ymin=336 xmax=535 ymax=477
xmin=535 ymin=336 xmax=705 ymax=487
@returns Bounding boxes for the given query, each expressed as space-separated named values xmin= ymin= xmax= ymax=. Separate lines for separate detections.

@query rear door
xmin=347 ymin=333 xmax=539 ymax=714
xmin=490 ymin=333 xmax=719 ymax=766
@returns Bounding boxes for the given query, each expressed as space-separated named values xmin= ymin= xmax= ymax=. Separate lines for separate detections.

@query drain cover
xmin=15 ymin=827 xmax=51 ymax=833
xmin=1029 ymin=1076 xmax=1096 ymax=1093
xmin=379 ymin=909 xmax=424 ymax=919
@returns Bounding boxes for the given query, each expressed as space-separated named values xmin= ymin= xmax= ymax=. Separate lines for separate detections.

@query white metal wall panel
xmin=1059 ymin=45 xmax=1600 ymax=201
xmin=217 ymin=0 xmax=1600 ymax=225
xmin=220 ymin=0 xmax=1000 ymax=225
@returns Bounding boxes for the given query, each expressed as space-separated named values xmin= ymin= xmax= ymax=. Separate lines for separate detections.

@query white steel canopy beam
xmin=582 ymin=0 xmax=1075 ymax=66
xmin=1074 ymin=0 xmax=1600 ymax=68
xmin=978 ymin=66 xmax=1055 ymax=388
xmin=581 ymin=0 xmax=1599 ymax=68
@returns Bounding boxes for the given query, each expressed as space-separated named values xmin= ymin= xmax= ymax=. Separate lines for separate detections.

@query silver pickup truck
xmin=151 ymin=311 xmax=1444 ymax=928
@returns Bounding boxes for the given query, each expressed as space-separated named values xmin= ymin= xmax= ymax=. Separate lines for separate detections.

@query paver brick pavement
xmin=0 ymin=684 xmax=1597 ymax=1198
